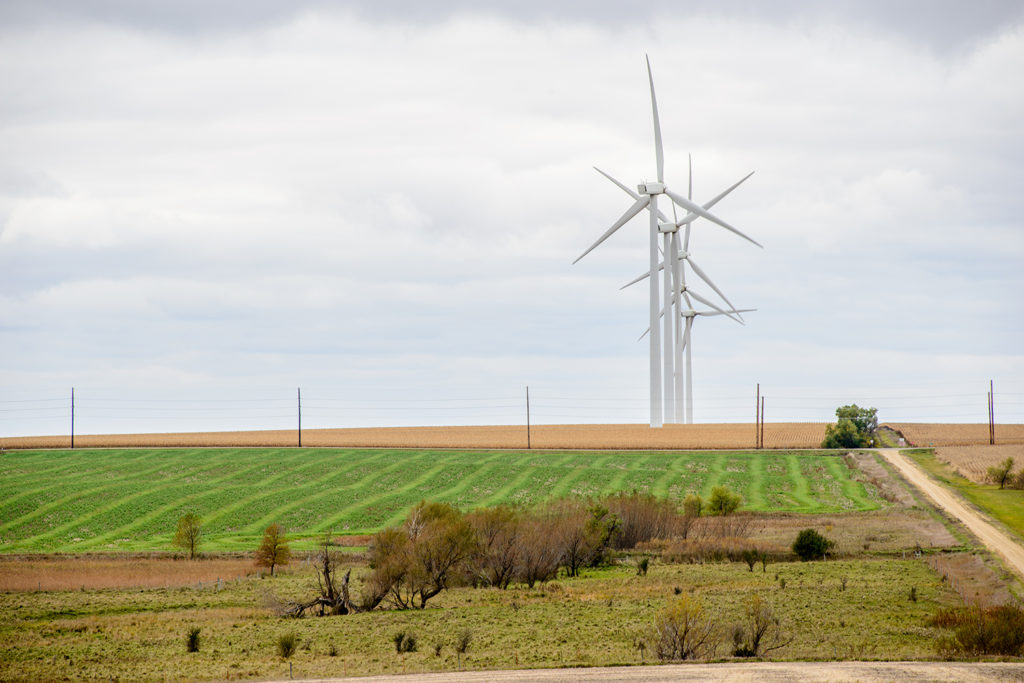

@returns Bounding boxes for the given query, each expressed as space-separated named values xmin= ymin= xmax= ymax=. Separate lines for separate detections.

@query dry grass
xmin=747 ymin=510 xmax=959 ymax=555
xmin=0 ymin=422 xmax=827 ymax=450
xmin=888 ymin=423 xmax=1024 ymax=447
xmin=925 ymin=552 xmax=1016 ymax=607
xmin=933 ymin=445 xmax=1024 ymax=484
xmin=0 ymin=556 xmax=261 ymax=592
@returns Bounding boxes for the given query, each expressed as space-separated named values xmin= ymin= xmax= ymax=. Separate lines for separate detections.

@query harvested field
xmin=0 ymin=555 xmax=260 ymax=592
xmin=888 ymin=423 xmax=1024 ymax=447
xmin=0 ymin=422 xmax=827 ymax=450
xmin=934 ymin=444 xmax=1024 ymax=484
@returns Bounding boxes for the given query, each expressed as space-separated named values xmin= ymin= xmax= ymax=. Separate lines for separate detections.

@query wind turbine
xmin=574 ymin=56 xmax=751 ymax=427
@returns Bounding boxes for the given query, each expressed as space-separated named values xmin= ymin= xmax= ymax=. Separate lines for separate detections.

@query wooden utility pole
xmin=755 ymin=383 xmax=761 ymax=449
xmin=526 ymin=386 xmax=531 ymax=450
xmin=988 ymin=379 xmax=995 ymax=445
xmin=70 ymin=387 xmax=75 ymax=450
xmin=760 ymin=396 xmax=765 ymax=450
xmin=297 ymin=387 xmax=302 ymax=448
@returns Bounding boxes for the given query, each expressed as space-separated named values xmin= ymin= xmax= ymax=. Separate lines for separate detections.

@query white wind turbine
xmin=597 ymin=160 xmax=759 ymax=422
xmin=574 ymin=56 xmax=754 ymax=427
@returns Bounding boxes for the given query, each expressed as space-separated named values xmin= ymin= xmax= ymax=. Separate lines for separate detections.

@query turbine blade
xmin=620 ymin=261 xmax=666 ymax=290
xmin=646 ymin=55 xmax=664 ymax=183
xmin=688 ymin=289 xmax=743 ymax=323
xmin=594 ymin=167 xmax=670 ymax=222
xmin=697 ymin=308 xmax=756 ymax=317
xmin=688 ymin=257 xmax=741 ymax=320
xmin=687 ymin=153 xmax=692 ymax=200
xmin=573 ymin=195 xmax=650 ymax=264
xmin=703 ymin=171 xmax=755 ymax=211
xmin=665 ymin=189 xmax=763 ymax=248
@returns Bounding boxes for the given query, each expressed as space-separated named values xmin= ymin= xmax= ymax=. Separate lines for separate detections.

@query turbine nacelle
xmin=658 ymin=222 xmax=678 ymax=233
xmin=638 ymin=182 xmax=665 ymax=195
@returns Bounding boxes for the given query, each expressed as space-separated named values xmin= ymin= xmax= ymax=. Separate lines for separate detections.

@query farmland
xmin=0 ymin=448 xmax=880 ymax=553
xmin=0 ymin=558 xmax=967 ymax=680
xmin=890 ymin=423 xmax=1024 ymax=447
xmin=0 ymin=422 xmax=828 ymax=450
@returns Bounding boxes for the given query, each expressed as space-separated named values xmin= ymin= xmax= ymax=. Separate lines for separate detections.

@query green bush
xmin=277 ymin=632 xmax=298 ymax=659
xmin=393 ymin=631 xmax=417 ymax=654
xmin=185 ymin=627 xmax=201 ymax=653
xmin=792 ymin=528 xmax=834 ymax=561
xmin=707 ymin=486 xmax=741 ymax=516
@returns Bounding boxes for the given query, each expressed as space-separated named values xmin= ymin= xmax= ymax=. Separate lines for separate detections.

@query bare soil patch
xmin=888 ymin=423 xmax=1024 ymax=447
xmin=934 ymin=444 xmax=1024 ymax=484
xmin=0 ymin=555 xmax=260 ymax=591
xmin=0 ymin=423 xmax=828 ymax=450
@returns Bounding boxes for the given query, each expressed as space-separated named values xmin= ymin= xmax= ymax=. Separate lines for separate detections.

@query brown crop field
xmin=0 ymin=555 xmax=259 ymax=591
xmin=0 ymin=422 xmax=827 ymax=450
xmin=932 ymin=444 xmax=1024 ymax=484
xmin=888 ymin=423 xmax=1024 ymax=447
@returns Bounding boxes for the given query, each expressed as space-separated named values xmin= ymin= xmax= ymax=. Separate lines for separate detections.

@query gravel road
xmin=877 ymin=448 xmax=1024 ymax=581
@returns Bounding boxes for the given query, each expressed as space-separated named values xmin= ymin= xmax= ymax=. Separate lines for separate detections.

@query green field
xmin=0 ymin=448 xmax=882 ymax=553
xmin=0 ymin=558 xmax=958 ymax=680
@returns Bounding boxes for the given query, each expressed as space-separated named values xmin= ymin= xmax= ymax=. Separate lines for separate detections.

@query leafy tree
xmin=792 ymin=528 xmax=834 ymax=561
xmin=822 ymin=419 xmax=865 ymax=448
xmin=835 ymin=404 xmax=878 ymax=434
xmin=174 ymin=512 xmax=202 ymax=559
xmin=707 ymin=485 xmax=741 ymax=516
xmin=255 ymin=523 xmax=291 ymax=576
xmin=822 ymin=404 xmax=878 ymax=448
xmin=987 ymin=457 xmax=1015 ymax=489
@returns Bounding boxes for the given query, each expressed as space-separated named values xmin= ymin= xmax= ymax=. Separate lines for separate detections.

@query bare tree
xmin=731 ymin=593 xmax=792 ymax=657
xmin=173 ymin=512 xmax=202 ymax=559
xmin=467 ymin=505 xmax=521 ymax=589
xmin=255 ymin=523 xmax=291 ymax=576
xmin=652 ymin=594 xmax=720 ymax=660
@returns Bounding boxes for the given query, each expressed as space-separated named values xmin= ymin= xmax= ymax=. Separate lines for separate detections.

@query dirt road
xmin=878 ymin=448 xmax=1024 ymax=581
xmin=308 ymin=661 xmax=1024 ymax=682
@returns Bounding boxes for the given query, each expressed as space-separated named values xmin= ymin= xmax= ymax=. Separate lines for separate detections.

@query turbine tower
xmin=573 ymin=57 xmax=749 ymax=428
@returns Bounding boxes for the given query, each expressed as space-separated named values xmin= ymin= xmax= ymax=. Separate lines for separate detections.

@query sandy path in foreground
xmin=302 ymin=661 xmax=1024 ymax=682
xmin=878 ymin=448 xmax=1024 ymax=582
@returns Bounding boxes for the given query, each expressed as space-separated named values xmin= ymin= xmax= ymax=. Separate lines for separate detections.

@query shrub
xmin=792 ymin=529 xmax=834 ymax=561
xmin=455 ymin=629 xmax=472 ymax=669
xmin=707 ymin=486 xmax=741 ymax=516
xmin=636 ymin=556 xmax=650 ymax=576
xmin=277 ymin=632 xmax=298 ymax=659
xmin=392 ymin=631 xmax=417 ymax=654
xmin=822 ymin=419 xmax=865 ymax=449
xmin=185 ymin=627 xmax=201 ymax=653
xmin=932 ymin=605 xmax=1024 ymax=656
xmin=987 ymin=457 xmax=1015 ymax=489
xmin=730 ymin=594 xmax=792 ymax=658
xmin=651 ymin=594 xmax=719 ymax=661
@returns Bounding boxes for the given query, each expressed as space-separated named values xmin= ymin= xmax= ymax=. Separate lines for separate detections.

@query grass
xmin=902 ymin=449 xmax=1024 ymax=542
xmin=0 ymin=556 xmax=961 ymax=681
xmin=0 ymin=448 xmax=882 ymax=553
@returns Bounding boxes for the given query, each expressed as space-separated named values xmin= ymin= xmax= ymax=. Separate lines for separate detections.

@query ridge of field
xmin=0 ymin=422 xmax=827 ymax=450
xmin=0 ymin=448 xmax=883 ymax=553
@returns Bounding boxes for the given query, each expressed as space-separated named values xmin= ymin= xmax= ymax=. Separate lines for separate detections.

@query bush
xmin=185 ymin=627 xmax=201 ymax=653
xmin=707 ymin=486 xmax=741 ymax=516
xmin=822 ymin=419 xmax=865 ymax=448
xmin=987 ymin=457 xmax=1015 ymax=489
xmin=932 ymin=604 xmax=1024 ymax=656
xmin=393 ymin=631 xmax=417 ymax=654
xmin=277 ymin=632 xmax=298 ymax=659
xmin=792 ymin=529 xmax=834 ymax=561
xmin=651 ymin=594 xmax=719 ymax=661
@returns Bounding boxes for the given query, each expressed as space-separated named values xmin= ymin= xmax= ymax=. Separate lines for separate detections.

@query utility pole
xmin=526 ymin=386 xmax=531 ymax=450
xmin=755 ymin=383 xmax=761 ymax=449
xmin=71 ymin=387 xmax=75 ymax=450
xmin=988 ymin=379 xmax=995 ymax=445
xmin=297 ymin=387 xmax=302 ymax=448
xmin=760 ymin=396 xmax=765 ymax=450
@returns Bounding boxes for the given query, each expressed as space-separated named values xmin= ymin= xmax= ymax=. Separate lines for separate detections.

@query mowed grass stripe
xmin=0 ymin=448 xmax=881 ymax=552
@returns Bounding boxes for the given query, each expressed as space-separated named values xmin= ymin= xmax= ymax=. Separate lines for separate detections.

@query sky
xmin=2 ymin=0 xmax=1023 ymax=435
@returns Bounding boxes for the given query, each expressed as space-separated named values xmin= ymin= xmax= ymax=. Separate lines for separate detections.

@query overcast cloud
xmin=2 ymin=1 xmax=1023 ymax=435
